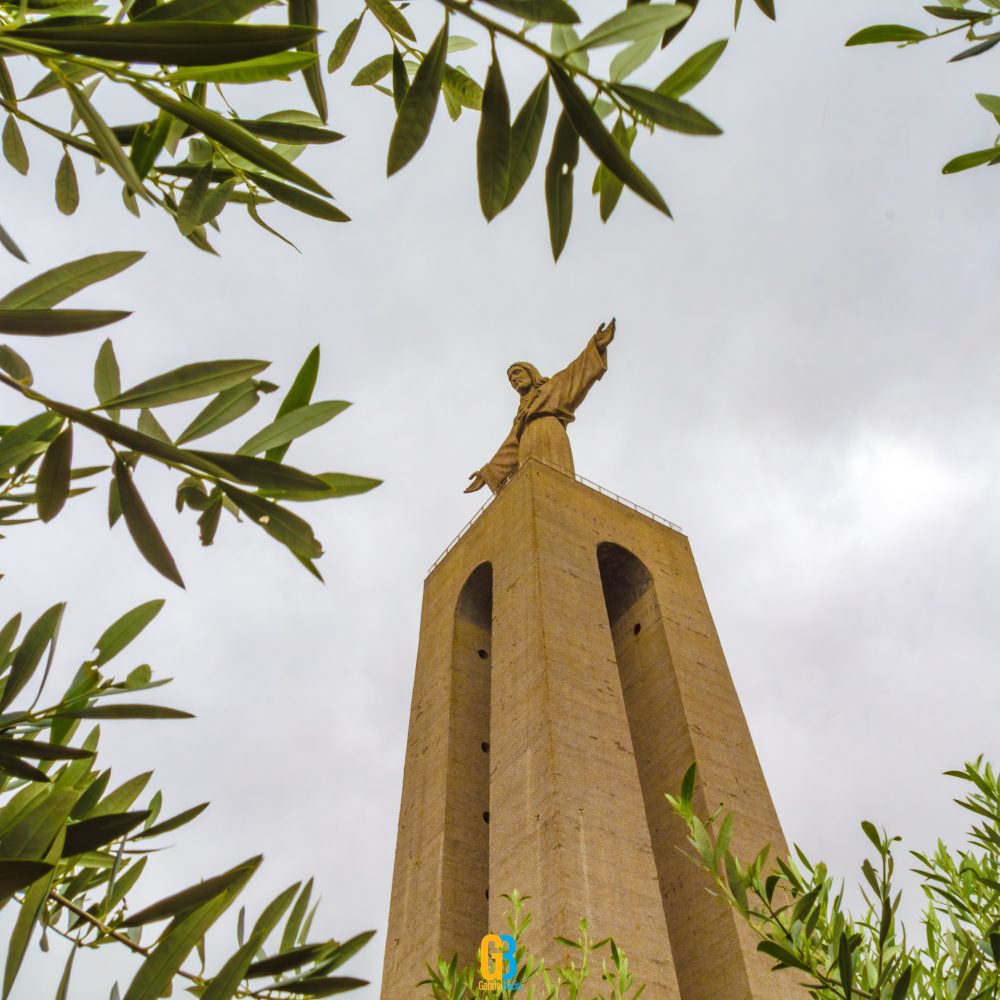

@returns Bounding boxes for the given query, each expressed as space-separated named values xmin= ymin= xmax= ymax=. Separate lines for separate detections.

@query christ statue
xmin=465 ymin=318 xmax=616 ymax=495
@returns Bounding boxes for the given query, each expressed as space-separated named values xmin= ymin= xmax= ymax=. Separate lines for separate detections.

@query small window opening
xmin=478 ymin=649 xmax=489 ymax=660
xmin=483 ymin=811 xmax=490 ymax=824
xmin=481 ymin=742 xmax=490 ymax=753
xmin=633 ymin=622 xmax=642 ymax=636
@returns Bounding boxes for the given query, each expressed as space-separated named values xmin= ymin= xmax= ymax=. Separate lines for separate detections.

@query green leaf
xmin=93 ymin=599 xmax=165 ymax=666
xmin=3 ymin=115 xmax=29 ymax=175
xmin=0 ymin=788 xmax=77 ymax=861
xmin=837 ymin=932 xmax=852 ymax=999
xmin=478 ymin=47 xmax=511 ymax=221
xmin=976 ymin=93 xmax=1000 ymax=115
xmin=0 ymin=860 xmax=52 ymax=897
xmin=0 ymin=754 xmax=50 ymax=784
xmin=612 ymin=83 xmax=721 ymax=135
xmin=220 ymin=484 xmax=322 ymax=559
xmin=264 ymin=347 xmax=318 ymax=463
xmin=0 ymin=309 xmax=130 ymax=336
xmin=596 ymin=118 xmax=634 ymax=221
xmin=246 ymin=172 xmax=349 ymax=222
xmin=504 ymin=75 xmax=548 ymax=209
xmin=250 ymin=883 xmax=300 ymax=945
xmin=114 ymin=457 xmax=185 ymax=588
xmin=548 ymin=62 xmax=670 ymax=216
xmin=138 ymin=408 xmax=172 ymax=444
xmin=942 ymin=147 xmax=1000 ymax=173
xmin=188 ymin=451 xmax=329 ymax=491
xmin=36 ymin=425 xmax=72 ymax=522
xmin=11 ymin=23 xmax=318 ymax=66
xmin=54 ymin=935 xmax=75 ymax=1000
xmin=3 ymin=827 xmax=62 ymax=998
xmin=657 ymin=39 xmax=728 ymax=99
xmin=57 ymin=704 xmax=193 ymax=720
xmin=0 ymin=739 xmax=90 ymax=762
xmin=134 ymin=801 xmax=208 ymax=840
xmin=478 ymin=0 xmax=580 ymax=23
xmin=544 ymin=111 xmax=579 ymax=261
xmin=238 ymin=400 xmax=349 ymax=456
xmin=575 ymin=4 xmax=692 ymax=50
xmin=0 ymin=410 xmax=63 ymax=469
xmin=123 ymin=858 xmax=256 ymax=927
xmin=201 ymin=935 xmax=265 ymax=1000
xmin=263 ymin=975 xmax=367 ymax=995
xmin=328 ymin=17 xmax=362 ymax=74
xmin=177 ymin=163 xmax=211 ymax=235
xmin=133 ymin=83 xmax=330 ymax=197
xmin=247 ymin=943 xmax=330 ymax=979
xmin=281 ymin=877 xmax=313 ymax=951
xmin=392 ymin=46 xmax=409 ymax=112
xmin=134 ymin=0 xmax=274 ymax=21
xmin=1 ymin=603 xmax=65 ymax=712
xmin=94 ymin=338 xmax=122 ymax=422
xmin=167 ymin=50 xmax=317 ymax=84
xmin=0 ymin=344 xmax=32 ymax=386
xmin=890 ymin=967 xmax=911 ymax=1000
xmin=123 ymin=857 xmax=260 ymax=1000
xmin=0 ymin=252 xmax=143 ymax=311
xmin=64 ymin=809 xmax=149 ymax=856
xmin=845 ymin=25 xmax=929 ymax=45
xmin=0 ymin=220 xmax=26 ymax=263
xmin=609 ymin=34 xmax=659 ymax=83
xmin=62 ymin=80 xmax=148 ymax=201
xmin=54 ymin=151 xmax=80 ymax=215
xmin=387 ymin=21 xmax=448 ymax=176
xmin=352 ymin=55 xmax=393 ymax=87
xmin=259 ymin=471 xmax=381 ymax=502
xmin=313 ymin=931 xmax=376 ymax=975
xmin=103 ymin=359 xmax=268 ymax=410
xmin=234 ymin=119 xmax=342 ymax=144
xmin=177 ymin=380 xmax=260 ymax=444
xmin=756 ymin=940 xmax=809 ymax=971
xmin=365 ymin=0 xmax=415 ymax=41
xmin=289 ymin=1 xmax=326 ymax=121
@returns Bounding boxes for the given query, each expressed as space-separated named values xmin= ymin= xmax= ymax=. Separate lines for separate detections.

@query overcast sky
xmin=3 ymin=0 xmax=1000 ymax=995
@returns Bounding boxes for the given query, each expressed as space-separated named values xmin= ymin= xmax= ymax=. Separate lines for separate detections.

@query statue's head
xmin=507 ymin=361 xmax=547 ymax=395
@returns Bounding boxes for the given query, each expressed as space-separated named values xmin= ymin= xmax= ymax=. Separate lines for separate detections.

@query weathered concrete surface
xmin=381 ymin=460 xmax=800 ymax=1000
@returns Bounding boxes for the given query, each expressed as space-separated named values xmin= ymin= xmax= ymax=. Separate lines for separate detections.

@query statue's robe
xmin=479 ymin=334 xmax=608 ymax=493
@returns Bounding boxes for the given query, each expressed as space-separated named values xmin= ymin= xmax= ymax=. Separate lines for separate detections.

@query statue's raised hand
xmin=595 ymin=317 xmax=616 ymax=350
xmin=465 ymin=472 xmax=487 ymax=493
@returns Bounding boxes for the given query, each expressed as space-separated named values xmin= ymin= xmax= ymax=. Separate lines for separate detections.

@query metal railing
xmin=427 ymin=456 xmax=683 ymax=574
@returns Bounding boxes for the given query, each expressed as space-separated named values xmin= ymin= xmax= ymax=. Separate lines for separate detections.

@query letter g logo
xmin=480 ymin=934 xmax=504 ymax=982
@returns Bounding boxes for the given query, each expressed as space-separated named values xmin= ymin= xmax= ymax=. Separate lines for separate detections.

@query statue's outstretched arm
xmin=465 ymin=428 xmax=519 ymax=494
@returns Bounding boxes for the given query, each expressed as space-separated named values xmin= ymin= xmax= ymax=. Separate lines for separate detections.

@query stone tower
xmin=380 ymin=457 xmax=797 ymax=999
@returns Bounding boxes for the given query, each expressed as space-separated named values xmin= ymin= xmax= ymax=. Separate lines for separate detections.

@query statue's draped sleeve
xmin=479 ymin=428 xmax=519 ymax=493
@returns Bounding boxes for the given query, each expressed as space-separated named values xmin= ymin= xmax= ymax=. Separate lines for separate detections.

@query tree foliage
xmin=670 ymin=759 xmax=1000 ymax=1000
xmin=421 ymin=891 xmax=647 ymax=1000
xmin=0 ymin=598 xmax=374 ymax=999
xmin=0 ymin=0 xmax=769 ymax=263
xmin=844 ymin=3 xmax=1000 ymax=176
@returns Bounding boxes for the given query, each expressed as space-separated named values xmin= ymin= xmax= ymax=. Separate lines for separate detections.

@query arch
xmin=597 ymin=542 xmax=712 ymax=998
xmin=440 ymin=562 xmax=493 ymax=966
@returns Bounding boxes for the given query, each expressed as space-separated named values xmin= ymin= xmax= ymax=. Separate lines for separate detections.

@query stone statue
xmin=465 ymin=318 xmax=616 ymax=494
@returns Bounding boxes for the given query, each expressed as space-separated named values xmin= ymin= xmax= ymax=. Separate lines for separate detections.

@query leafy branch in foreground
xmin=0 ymin=0 xmax=774 ymax=262
xmin=0 ymin=252 xmax=380 ymax=586
xmin=420 ymin=890 xmax=646 ymax=1000
xmin=0 ymin=597 xmax=373 ymax=1000
xmin=669 ymin=759 xmax=1000 ymax=999
xmin=845 ymin=4 xmax=1000 ymax=176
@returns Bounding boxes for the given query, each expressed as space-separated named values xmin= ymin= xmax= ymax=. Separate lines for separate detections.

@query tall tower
xmin=380 ymin=456 xmax=798 ymax=999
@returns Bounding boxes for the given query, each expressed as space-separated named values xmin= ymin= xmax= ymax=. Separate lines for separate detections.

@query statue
xmin=465 ymin=318 xmax=616 ymax=494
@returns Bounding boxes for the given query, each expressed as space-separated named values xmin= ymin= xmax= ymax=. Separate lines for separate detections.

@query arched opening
xmin=597 ymin=542 xmax=702 ymax=995
xmin=441 ymin=561 xmax=492 ymax=965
